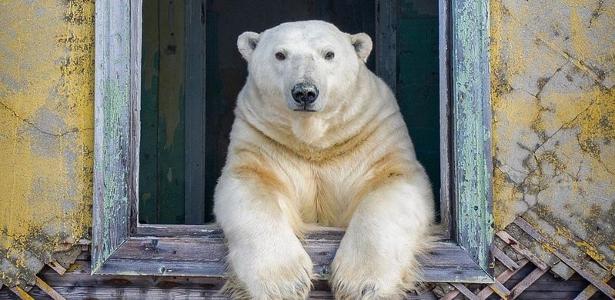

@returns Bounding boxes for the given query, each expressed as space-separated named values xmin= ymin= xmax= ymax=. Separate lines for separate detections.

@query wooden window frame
xmin=92 ymin=0 xmax=493 ymax=283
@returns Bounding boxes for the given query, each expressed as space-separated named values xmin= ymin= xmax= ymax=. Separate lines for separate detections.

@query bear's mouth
xmin=293 ymin=104 xmax=317 ymax=112
xmin=293 ymin=108 xmax=317 ymax=112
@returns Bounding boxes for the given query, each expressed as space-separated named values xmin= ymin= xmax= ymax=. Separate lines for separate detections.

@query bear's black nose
xmin=291 ymin=83 xmax=319 ymax=105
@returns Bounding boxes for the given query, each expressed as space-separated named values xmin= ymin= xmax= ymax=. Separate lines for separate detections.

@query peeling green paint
xmin=91 ymin=0 xmax=133 ymax=274
xmin=452 ymin=0 xmax=494 ymax=271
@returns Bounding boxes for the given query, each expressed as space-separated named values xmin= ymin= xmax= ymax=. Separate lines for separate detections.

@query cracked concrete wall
xmin=491 ymin=0 xmax=615 ymax=272
xmin=0 ymin=0 xmax=94 ymax=286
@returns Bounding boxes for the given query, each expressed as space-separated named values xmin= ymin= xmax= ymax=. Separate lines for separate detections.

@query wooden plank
xmin=492 ymin=245 xmax=521 ymax=270
xmin=438 ymin=0 xmax=453 ymax=240
xmin=92 ymin=0 xmax=133 ymax=274
xmin=39 ymin=260 xmax=224 ymax=288
xmin=490 ymin=280 xmax=512 ymax=298
xmin=451 ymin=283 xmax=478 ymax=300
xmin=138 ymin=0 xmax=160 ymax=225
xmin=9 ymin=287 xmax=34 ymax=300
xmin=96 ymin=237 xmax=491 ymax=283
xmin=451 ymin=0 xmax=493 ymax=272
xmin=136 ymin=224 xmax=349 ymax=240
xmin=439 ymin=290 xmax=458 ymax=300
xmin=510 ymin=267 xmax=548 ymax=299
xmin=496 ymin=231 xmax=548 ymax=270
xmin=46 ymin=261 xmax=66 ymax=275
xmin=136 ymin=223 xmax=223 ymax=237
xmin=9 ymin=286 xmax=436 ymax=300
xmin=26 ymin=287 xmax=226 ymax=300
xmin=129 ymin=0 xmax=143 ymax=234
xmin=514 ymin=218 xmax=615 ymax=299
xmin=375 ymin=0 xmax=398 ymax=92
xmin=184 ymin=0 xmax=207 ymax=224
xmin=573 ymin=284 xmax=599 ymax=300
xmin=34 ymin=277 xmax=65 ymax=300
xmin=157 ymin=0 xmax=187 ymax=224
xmin=110 ymin=237 xmax=228 ymax=262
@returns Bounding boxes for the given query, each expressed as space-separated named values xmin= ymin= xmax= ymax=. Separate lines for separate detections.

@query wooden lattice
xmin=7 ymin=269 xmax=66 ymax=300
xmin=435 ymin=218 xmax=615 ymax=300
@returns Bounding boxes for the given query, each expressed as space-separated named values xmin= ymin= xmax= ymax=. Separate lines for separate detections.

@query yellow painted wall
xmin=491 ymin=0 xmax=614 ymax=270
xmin=0 ymin=0 xmax=94 ymax=286
xmin=0 ymin=0 xmax=613 ymax=286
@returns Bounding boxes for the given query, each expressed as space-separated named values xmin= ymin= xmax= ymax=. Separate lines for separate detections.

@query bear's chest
xmin=295 ymin=158 xmax=376 ymax=226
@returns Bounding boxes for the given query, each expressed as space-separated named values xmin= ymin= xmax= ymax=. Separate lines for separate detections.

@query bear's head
xmin=237 ymin=20 xmax=372 ymax=114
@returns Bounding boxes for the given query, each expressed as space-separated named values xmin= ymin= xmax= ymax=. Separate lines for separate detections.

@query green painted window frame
xmin=92 ymin=0 xmax=493 ymax=283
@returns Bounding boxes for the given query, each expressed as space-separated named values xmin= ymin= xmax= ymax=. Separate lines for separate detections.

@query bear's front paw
xmin=225 ymin=248 xmax=314 ymax=300
xmin=330 ymin=247 xmax=418 ymax=300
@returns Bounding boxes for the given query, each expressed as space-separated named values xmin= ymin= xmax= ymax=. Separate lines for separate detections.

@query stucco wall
xmin=0 ymin=0 xmax=613 ymax=287
xmin=0 ymin=0 xmax=94 ymax=286
xmin=491 ymin=0 xmax=614 ymax=271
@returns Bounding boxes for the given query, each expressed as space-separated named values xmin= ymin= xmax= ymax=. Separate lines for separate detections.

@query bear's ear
xmin=237 ymin=31 xmax=260 ymax=60
xmin=350 ymin=33 xmax=373 ymax=63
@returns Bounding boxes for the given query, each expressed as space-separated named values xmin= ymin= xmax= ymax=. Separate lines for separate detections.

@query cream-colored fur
xmin=214 ymin=20 xmax=434 ymax=300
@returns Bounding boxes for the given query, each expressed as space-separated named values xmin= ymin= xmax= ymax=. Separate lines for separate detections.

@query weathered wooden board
xmin=93 ymin=0 xmax=133 ymax=274
xmin=156 ymin=0 xmax=187 ymax=224
xmin=450 ymin=0 xmax=493 ymax=271
xmin=5 ymin=287 xmax=437 ymax=300
xmin=183 ymin=0 xmax=207 ymax=224
xmin=437 ymin=0 xmax=453 ymax=239
xmin=375 ymin=0 xmax=398 ymax=91
xmin=139 ymin=0 xmax=188 ymax=224
xmin=138 ymin=0 xmax=160 ymax=225
xmin=95 ymin=233 xmax=491 ymax=283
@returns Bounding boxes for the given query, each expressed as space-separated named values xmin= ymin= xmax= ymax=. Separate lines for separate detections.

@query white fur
xmin=214 ymin=20 xmax=435 ymax=299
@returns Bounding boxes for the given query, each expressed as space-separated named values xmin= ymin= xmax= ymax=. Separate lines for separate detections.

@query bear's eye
xmin=275 ymin=52 xmax=286 ymax=61
xmin=324 ymin=51 xmax=335 ymax=60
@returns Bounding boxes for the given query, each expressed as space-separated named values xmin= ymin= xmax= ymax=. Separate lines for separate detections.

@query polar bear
xmin=214 ymin=20 xmax=434 ymax=299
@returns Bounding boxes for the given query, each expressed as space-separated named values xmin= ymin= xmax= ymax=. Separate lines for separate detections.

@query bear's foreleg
xmin=215 ymin=175 xmax=313 ymax=300
xmin=330 ymin=179 xmax=434 ymax=300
